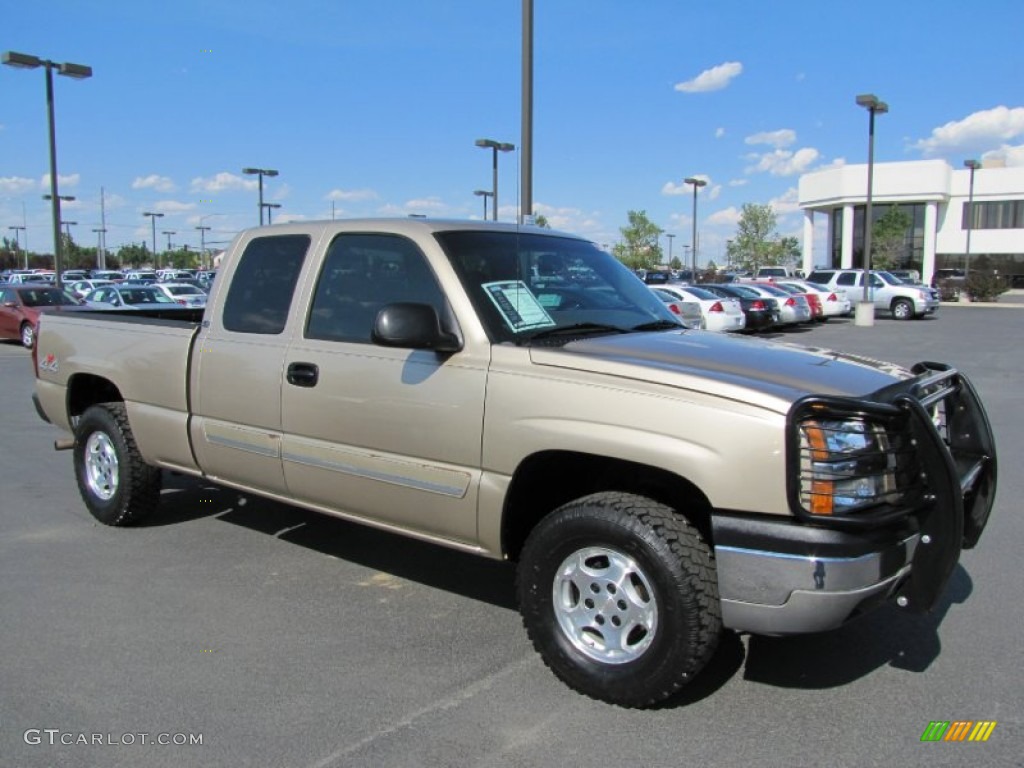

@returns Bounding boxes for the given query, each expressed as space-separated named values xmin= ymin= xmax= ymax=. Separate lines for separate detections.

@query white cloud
xmin=769 ymin=187 xmax=800 ymax=216
xmin=406 ymin=197 xmax=447 ymax=212
xmin=728 ymin=178 xmax=749 ymax=187
xmin=325 ymin=188 xmax=378 ymax=202
xmin=152 ymin=200 xmax=197 ymax=214
xmin=745 ymin=129 xmax=796 ymax=149
xmin=708 ymin=207 xmax=742 ymax=226
xmin=913 ymin=106 xmax=1024 ymax=155
xmin=40 ymin=173 xmax=80 ymax=188
xmin=674 ymin=61 xmax=743 ymax=93
xmin=271 ymin=183 xmax=291 ymax=201
xmin=132 ymin=174 xmax=176 ymax=192
xmin=745 ymin=147 xmax=820 ymax=176
xmin=715 ymin=127 xmax=726 ymax=139
xmin=0 ymin=176 xmax=36 ymax=194
xmin=708 ymin=184 xmax=723 ymax=201
xmin=981 ymin=143 xmax=1024 ymax=167
xmin=190 ymin=172 xmax=257 ymax=193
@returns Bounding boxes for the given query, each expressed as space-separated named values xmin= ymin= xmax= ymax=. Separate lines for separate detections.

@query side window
xmin=306 ymin=233 xmax=446 ymax=344
xmin=223 ymin=235 xmax=310 ymax=334
xmin=836 ymin=273 xmax=856 ymax=286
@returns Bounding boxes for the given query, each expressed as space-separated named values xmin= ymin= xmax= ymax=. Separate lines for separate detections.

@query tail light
xmin=785 ymin=297 xmax=796 ymax=307
xmin=709 ymin=301 xmax=724 ymax=312
xmin=751 ymin=300 xmax=766 ymax=311
xmin=176 ymin=299 xmax=188 ymax=305
xmin=828 ymin=293 xmax=838 ymax=302
xmin=668 ymin=304 xmax=681 ymax=315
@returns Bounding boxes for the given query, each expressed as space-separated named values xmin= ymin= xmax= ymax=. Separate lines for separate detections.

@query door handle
xmin=286 ymin=362 xmax=319 ymax=387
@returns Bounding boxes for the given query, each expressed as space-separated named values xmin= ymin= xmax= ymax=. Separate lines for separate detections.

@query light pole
xmin=855 ymin=93 xmax=888 ymax=326
xmin=475 ymin=139 xmax=514 ymax=221
xmin=92 ymin=227 xmax=106 ymax=269
xmin=963 ymin=159 xmax=981 ymax=278
xmin=4 ymin=51 xmax=92 ymax=290
xmin=684 ymin=177 xmax=706 ymax=280
xmin=242 ymin=167 xmax=278 ymax=225
xmin=62 ymin=220 xmax=77 ymax=241
xmin=262 ymin=202 xmax=281 ymax=225
xmin=666 ymin=233 xmax=675 ymax=267
xmin=162 ymin=230 xmax=176 ymax=253
xmin=143 ymin=211 xmax=164 ymax=267
xmin=683 ymin=245 xmax=691 ymax=280
xmin=8 ymin=225 xmax=26 ymax=269
xmin=473 ymin=189 xmax=493 ymax=220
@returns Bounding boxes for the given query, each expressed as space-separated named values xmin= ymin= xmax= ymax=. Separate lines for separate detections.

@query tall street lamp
xmin=92 ymin=227 xmax=106 ymax=269
xmin=473 ymin=189 xmax=493 ymax=220
xmin=475 ymin=139 xmax=515 ymax=221
xmin=143 ymin=211 xmax=164 ymax=266
xmin=162 ymin=230 xmax=176 ymax=252
xmin=262 ymin=202 xmax=281 ymax=225
xmin=8 ymin=225 xmax=27 ymax=269
xmin=855 ymin=93 xmax=888 ymax=327
xmin=666 ymin=233 xmax=675 ymax=267
xmin=684 ymin=177 xmax=706 ymax=280
xmin=242 ymin=167 xmax=278 ymax=225
xmin=963 ymin=159 xmax=981 ymax=278
xmin=4 ymin=51 xmax=92 ymax=290
xmin=62 ymin=220 xmax=77 ymax=241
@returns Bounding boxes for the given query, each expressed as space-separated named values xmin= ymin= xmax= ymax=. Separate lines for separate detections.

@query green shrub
xmin=965 ymin=272 xmax=1010 ymax=302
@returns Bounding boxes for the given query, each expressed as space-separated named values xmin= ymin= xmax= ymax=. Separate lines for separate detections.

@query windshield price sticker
xmin=483 ymin=281 xmax=556 ymax=332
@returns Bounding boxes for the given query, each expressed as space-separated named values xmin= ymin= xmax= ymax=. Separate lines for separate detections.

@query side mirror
xmin=372 ymin=302 xmax=462 ymax=353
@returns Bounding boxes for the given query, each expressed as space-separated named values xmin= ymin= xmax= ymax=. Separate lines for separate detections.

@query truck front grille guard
xmin=786 ymin=362 xmax=996 ymax=543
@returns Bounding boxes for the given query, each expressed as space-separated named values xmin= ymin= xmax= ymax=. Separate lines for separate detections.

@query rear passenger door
xmin=280 ymin=232 xmax=488 ymax=546
xmin=190 ymin=233 xmax=313 ymax=496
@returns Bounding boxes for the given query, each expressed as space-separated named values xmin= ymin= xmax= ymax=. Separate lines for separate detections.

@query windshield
xmin=876 ymin=271 xmax=902 ymax=286
xmin=19 ymin=288 xmax=80 ymax=307
xmin=435 ymin=230 xmax=680 ymax=344
xmin=167 ymin=285 xmax=202 ymax=295
xmin=122 ymin=288 xmax=174 ymax=304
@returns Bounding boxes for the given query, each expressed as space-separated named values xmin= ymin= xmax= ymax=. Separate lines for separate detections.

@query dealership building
xmin=798 ymin=159 xmax=1024 ymax=285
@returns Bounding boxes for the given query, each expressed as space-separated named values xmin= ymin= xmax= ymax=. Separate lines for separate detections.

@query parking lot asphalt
xmin=1 ymin=303 xmax=1021 ymax=768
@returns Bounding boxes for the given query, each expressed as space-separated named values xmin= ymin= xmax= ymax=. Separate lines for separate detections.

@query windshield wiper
xmin=523 ymin=323 xmax=628 ymax=344
xmin=631 ymin=320 xmax=685 ymax=332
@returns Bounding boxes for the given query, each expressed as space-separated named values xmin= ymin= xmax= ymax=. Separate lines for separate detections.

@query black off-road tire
xmin=516 ymin=492 xmax=721 ymax=707
xmin=73 ymin=403 xmax=161 ymax=526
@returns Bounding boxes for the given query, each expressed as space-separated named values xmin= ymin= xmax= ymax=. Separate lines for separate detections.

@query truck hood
xmin=528 ymin=329 xmax=912 ymax=412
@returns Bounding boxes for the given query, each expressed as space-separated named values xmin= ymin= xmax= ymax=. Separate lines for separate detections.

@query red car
xmin=0 ymin=285 xmax=87 ymax=348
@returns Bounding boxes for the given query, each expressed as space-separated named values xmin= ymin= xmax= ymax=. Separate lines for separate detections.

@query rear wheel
xmin=517 ymin=492 xmax=721 ymax=707
xmin=73 ymin=403 xmax=161 ymax=525
xmin=891 ymin=298 xmax=914 ymax=320
xmin=20 ymin=322 xmax=34 ymax=349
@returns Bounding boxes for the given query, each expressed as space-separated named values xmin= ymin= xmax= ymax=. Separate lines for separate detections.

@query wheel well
xmin=67 ymin=374 xmax=124 ymax=419
xmin=501 ymin=450 xmax=713 ymax=561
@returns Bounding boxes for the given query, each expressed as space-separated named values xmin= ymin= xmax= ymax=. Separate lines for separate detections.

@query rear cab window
xmin=222 ymin=235 xmax=311 ymax=334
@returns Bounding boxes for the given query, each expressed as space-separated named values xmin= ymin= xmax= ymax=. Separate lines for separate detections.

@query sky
xmin=3 ymin=0 xmax=1023 ymax=265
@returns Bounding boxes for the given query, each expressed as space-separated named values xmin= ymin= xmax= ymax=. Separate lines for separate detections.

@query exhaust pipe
xmin=54 ymin=438 xmax=75 ymax=451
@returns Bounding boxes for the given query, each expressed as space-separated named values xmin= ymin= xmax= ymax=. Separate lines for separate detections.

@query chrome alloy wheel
xmin=552 ymin=546 xmax=658 ymax=664
xmin=84 ymin=431 xmax=120 ymax=501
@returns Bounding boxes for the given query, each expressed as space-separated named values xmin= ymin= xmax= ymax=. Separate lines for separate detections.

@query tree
xmin=726 ymin=203 xmax=791 ymax=273
xmin=533 ymin=214 xmax=551 ymax=228
xmin=612 ymin=210 xmax=663 ymax=271
xmin=116 ymin=243 xmax=151 ymax=269
xmin=871 ymin=205 xmax=912 ymax=271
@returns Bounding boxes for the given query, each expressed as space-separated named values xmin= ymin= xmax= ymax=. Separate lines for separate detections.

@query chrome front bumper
xmin=711 ymin=516 xmax=921 ymax=636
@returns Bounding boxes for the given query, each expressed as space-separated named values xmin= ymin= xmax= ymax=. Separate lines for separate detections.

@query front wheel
xmin=891 ymin=298 xmax=915 ymax=320
xmin=20 ymin=322 xmax=34 ymax=349
xmin=516 ymin=492 xmax=721 ymax=707
xmin=73 ymin=403 xmax=161 ymax=525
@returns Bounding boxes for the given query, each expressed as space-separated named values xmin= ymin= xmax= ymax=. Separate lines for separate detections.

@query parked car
xmin=0 ymin=284 xmax=86 ymax=348
xmin=889 ymin=269 xmax=922 ymax=284
xmin=649 ymin=287 xmax=703 ymax=329
xmin=808 ymin=269 xmax=940 ymax=319
xmin=89 ymin=270 xmax=125 ymax=282
xmin=701 ymin=284 xmax=781 ymax=332
xmin=61 ymin=270 xmax=90 ymax=283
xmin=150 ymin=282 xmax=208 ymax=308
xmin=83 ymin=285 xmax=179 ymax=310
xmin=68 ymin=279 xmax=116 ymax=299
xmin=739 ymin=283 xmax=813 ymax=325
xmin=655 ymin=284 xmax=746 ymax=332
xmin=775 ymin=280 xmax=852 ymax=320
xmin=123 ymin=270 xmax=159 ymax=284
xmin=761 ymin=281 xmax=823 ymax=322
xmin=755 ymin=266 xmax=802 ymax=281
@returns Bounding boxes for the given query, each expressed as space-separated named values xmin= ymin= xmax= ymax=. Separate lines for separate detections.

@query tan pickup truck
xmin=32 ymin=219 xmax=998 ymax=707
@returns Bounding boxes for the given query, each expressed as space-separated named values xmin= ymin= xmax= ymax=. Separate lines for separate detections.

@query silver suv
xmin=806 ymin=269 xmax=940 ymax=320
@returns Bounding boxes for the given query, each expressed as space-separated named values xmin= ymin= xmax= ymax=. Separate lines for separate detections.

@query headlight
xmin=799 ymin=418 xmax=900 ymax=516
